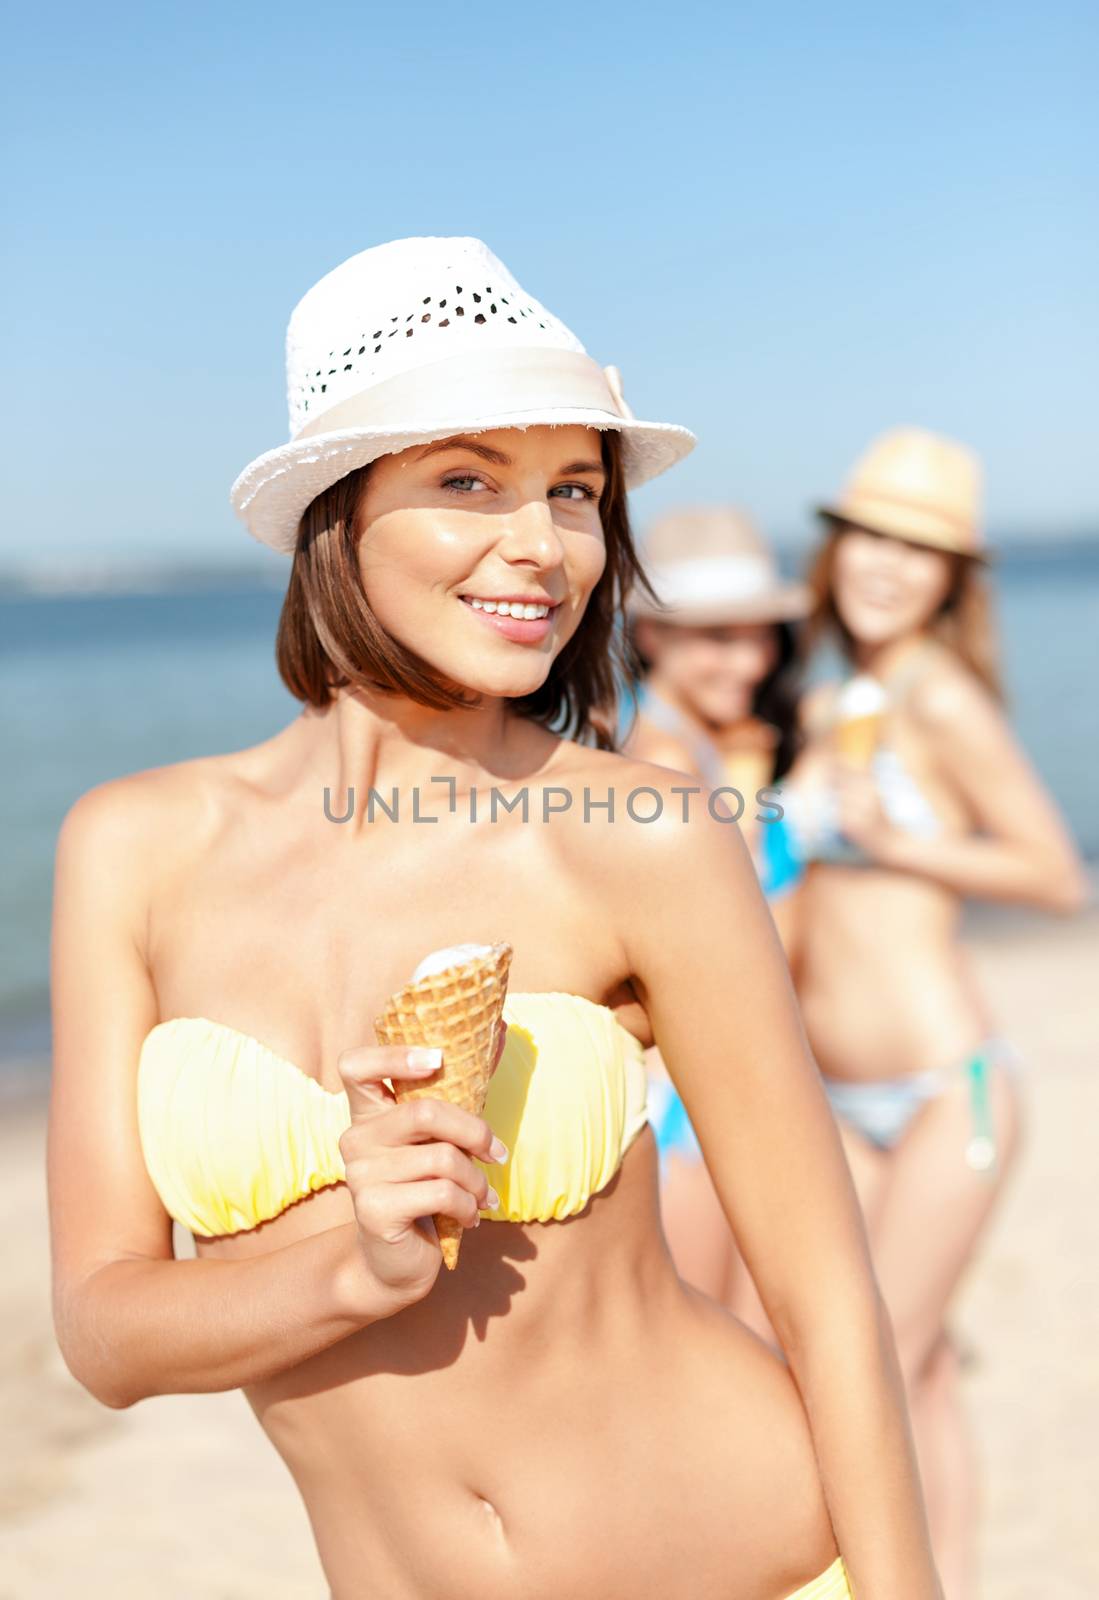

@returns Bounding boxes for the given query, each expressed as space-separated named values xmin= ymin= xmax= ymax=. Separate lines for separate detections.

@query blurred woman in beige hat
xmin=621 ymin=505 xmax=811 ymax=1301
xmin=758 ymin=426 xmax=1087 ymax=1596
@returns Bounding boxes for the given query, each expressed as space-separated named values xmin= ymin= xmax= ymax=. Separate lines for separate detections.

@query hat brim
xmin=815 ymin=505 xmax=991 ymax=564
xmin=230 ymin=410 xmax=696 ymax=554
xmin=627 ymin=583 xmax=813 ymax=627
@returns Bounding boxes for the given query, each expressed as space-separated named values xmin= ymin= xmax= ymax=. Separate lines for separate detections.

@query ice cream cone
xmin=834 ymin=713 xmax=882 ymax=768
xmin=832 ymin=675 xmax=888 ymax=768
xmin=374 ymin=941 xmax=512 ymax=1269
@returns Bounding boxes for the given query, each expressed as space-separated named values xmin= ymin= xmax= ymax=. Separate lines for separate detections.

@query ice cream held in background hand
xmin=832 ymin=675 xmax=889 ymax=767
xmin=374 ymin=941 xmax=513 ymax=1269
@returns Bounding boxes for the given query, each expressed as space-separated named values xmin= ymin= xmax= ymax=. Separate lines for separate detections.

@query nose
xmin=873 ymin=536 xmax=907 ymax=571
xmin=495 ymin=495 xmax=566 ymax=570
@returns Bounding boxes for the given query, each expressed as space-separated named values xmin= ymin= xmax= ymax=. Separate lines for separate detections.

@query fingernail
xmin=485 ymin=1185 xmax=500 ymax=1210
xmin=488 ymin=1137 xmax=509 ymax=1164
xmin=407 ymin=1047 xmax=443 ymax=1073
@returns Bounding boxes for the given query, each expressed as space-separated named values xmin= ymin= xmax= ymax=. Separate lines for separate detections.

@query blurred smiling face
xmin=353 ymin=425 xmax=608 ymax=699
xmin=640 ymin=619 xmax=778 ymax=725
xmin=831 ymin=523 xmax=956 ymax=647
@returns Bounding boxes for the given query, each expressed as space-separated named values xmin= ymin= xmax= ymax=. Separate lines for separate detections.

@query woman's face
xmin=354 ymin=425 xmax=607 ymax=699
xmin=831 ymin=524 xmax=955 ymax=647
xmin=640 ymin=619 xmax=779 ymax=725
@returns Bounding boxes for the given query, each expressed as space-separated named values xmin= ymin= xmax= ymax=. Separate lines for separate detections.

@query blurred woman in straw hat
xmin=764 ymin=426 xmax=1086 ymax=1596
xmin=621 ymin=505 xmax=811 ymax=1298
xmin=48 ymin=241 xmax=945 ymax=1598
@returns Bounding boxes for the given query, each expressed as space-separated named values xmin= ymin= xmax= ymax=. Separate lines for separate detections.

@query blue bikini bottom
xmin=822 ymin=1039 xmax=1022 ymax=1172
xmin=649 ymin=1039 xmax=1022 ymax=1180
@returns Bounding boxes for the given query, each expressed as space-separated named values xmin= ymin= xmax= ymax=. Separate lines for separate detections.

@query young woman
xmin=771 ymin=427 xmax=1087 ymax=1598
xmin=47 ymin=239 xmax=942 ymax=1599
xmin=621 ymin=506 xmax=809 ymax=1298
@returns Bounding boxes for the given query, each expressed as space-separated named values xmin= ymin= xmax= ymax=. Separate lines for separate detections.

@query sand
xmin=1 ymin=909 xmax=1096 ymax=1598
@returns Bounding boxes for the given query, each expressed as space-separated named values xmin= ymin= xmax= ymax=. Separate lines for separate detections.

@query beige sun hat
xmin=628 ymin=506 xmax=811 ymax=626
xmin=229 ymin=236 xmax=696 ymax=554
xmin=816 ymin=426 xmax=987 ymax=560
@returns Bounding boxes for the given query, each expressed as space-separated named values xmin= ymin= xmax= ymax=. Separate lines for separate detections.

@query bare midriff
xmin=792 ymin=691 xmax=991 ymax=1083
xmin=796 ymin=866 xmax=989 ymax=1081
xmin=197 ymin=1132 xmax=838 ymax=1600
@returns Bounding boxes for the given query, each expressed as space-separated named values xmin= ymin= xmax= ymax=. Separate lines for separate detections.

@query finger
xmin=386 ymin=1141 xmax=498 ymax=1208
xmin=492 ymin=1019 xmax=508 ymax=1073
xmin=379 ymin=1096 xmax=508 ymax=1164
xmin=369 ymin=1177 xmax=483 ymax=1237
xmin=337 ymin=1044 xmax=444 ymax=1123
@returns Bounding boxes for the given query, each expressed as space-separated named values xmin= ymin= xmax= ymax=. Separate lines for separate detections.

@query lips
xmin=458 ymin=594 xmax=556 ymax=644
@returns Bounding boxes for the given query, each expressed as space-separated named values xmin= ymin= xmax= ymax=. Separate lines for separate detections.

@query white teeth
xmin=464 ymin=597 xmax=550 ymax=619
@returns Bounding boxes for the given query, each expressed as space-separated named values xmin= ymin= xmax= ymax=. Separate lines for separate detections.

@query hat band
xmin=294 ymin=347 xmax=626 ymax=441
xmin=645 ymin=555 xmax=779 ymax=609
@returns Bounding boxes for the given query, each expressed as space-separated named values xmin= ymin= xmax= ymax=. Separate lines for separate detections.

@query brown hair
xmin=274 ymin=431 xmax=662 ymax=749
xmin=804 ymin=521 xmax=1003 ymax=701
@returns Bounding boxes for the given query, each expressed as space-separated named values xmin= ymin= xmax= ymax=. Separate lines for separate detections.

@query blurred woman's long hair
xmin=804 ymin=524 xmax=1004 ymax=703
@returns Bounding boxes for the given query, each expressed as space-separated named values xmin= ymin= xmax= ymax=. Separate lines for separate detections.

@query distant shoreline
xmin=1 ymin=531 xmax=1096 ymax=601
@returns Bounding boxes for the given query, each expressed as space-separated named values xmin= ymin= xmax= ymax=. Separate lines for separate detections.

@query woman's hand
xmin=831 ymin=759 xmax=895 ymax=857
xmin=335 ymin=1023 xmax=508 ymax=1314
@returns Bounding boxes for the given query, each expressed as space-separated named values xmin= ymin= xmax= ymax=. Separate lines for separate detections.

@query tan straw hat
xmin=816 ymin=426 xmax=987 ymax=560
xmin=628 ymin=506 xmax=811 ymax=625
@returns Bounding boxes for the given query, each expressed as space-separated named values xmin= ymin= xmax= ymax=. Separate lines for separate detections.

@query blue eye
xmin=550 ymin=483 xmax=598 ymax=502
xmin=441 ymin=473 xmax=488 ymax=494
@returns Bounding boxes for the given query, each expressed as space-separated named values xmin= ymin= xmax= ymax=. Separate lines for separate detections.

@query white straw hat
xmin=229 ymin=236 xmax=696 ymax=554
xmin=628 ymin=506 xmax=811 ymax=626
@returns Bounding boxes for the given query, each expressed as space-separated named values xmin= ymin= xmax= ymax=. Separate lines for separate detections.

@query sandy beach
xmin=1 ymin=907 xmax=1096 ymax=1599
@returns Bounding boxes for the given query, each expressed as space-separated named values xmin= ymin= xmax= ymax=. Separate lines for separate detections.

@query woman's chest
xmin=147 ymin=807 xmax=639 ymax=1088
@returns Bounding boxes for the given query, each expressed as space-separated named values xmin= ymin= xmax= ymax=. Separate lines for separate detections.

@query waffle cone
xmin=834 ymin=712 xmax=882 ymax=768
xmin=374 ymin=942 xmax=512 ymax=1269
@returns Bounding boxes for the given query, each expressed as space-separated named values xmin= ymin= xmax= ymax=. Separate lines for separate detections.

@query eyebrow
xmin=416 ymin=436 xmax=511 ymax=466
xmin=414 ymin=435 xmax=606 ymax=476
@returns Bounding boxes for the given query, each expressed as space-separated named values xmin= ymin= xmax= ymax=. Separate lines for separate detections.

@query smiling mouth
xmin=459 ymin=596 xmax=555 ymax=620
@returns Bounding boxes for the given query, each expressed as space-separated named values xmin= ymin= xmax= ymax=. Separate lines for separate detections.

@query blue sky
xmin=3 ymin=0 xmax=1096 ymax=570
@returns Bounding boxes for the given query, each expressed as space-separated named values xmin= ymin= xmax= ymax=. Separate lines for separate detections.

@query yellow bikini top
xmin=137 ymin=992 xmax=650 ymax=1238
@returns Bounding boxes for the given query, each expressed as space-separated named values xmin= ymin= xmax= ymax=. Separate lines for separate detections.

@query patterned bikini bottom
xmin=821 ymin=1038 xmax=1023 ymax=1173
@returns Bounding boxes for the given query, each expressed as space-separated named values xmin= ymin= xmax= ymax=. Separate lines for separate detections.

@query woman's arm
xmin=63 ymin=1224 xmax=389 ymax=1409
xmin=840 ymin=666 xmax=1088 ymax=912
xmin=618 ymin=769 xmax=941 ymax=1599
xmin=48 ymin=780 xmax=396 ymax=1410
xmin=50 ymin=777 xmax=501 ymax=1409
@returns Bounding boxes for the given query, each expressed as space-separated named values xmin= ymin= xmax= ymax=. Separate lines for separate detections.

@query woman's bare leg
xmin=908 ymin=1330 xmax=981 ymax=1600
xmin=869 ymin=1063 xmax=1024 ymax=1383
xmin=864 ymin=1062 xmax=1024 ymax=1595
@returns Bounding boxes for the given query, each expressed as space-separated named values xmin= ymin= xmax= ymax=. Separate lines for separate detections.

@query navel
xmin=474 ymin=1491 xmax=507 ymax=1541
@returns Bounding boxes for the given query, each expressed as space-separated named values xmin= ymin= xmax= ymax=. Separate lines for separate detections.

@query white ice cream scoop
xmin=411 ymin=943 xmax=495 ymax=983
xmin=835 ymin=674 xmax=888 ymax=720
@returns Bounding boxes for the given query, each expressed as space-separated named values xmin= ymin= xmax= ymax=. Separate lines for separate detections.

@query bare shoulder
xmin=618 ymin=710 xmax=699 ymax=777
xmin=906 ymin=642 xmax=1000 ymax=733
xmin=799 ymin=680 xmax=839 ymax=735
xmin=55 ymin=754 xmax=240 ymax=936
xmin=58 ymin=754 xmax=226 ymax=850
xmin=551 ymin=739 xmax=751 ymax=888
